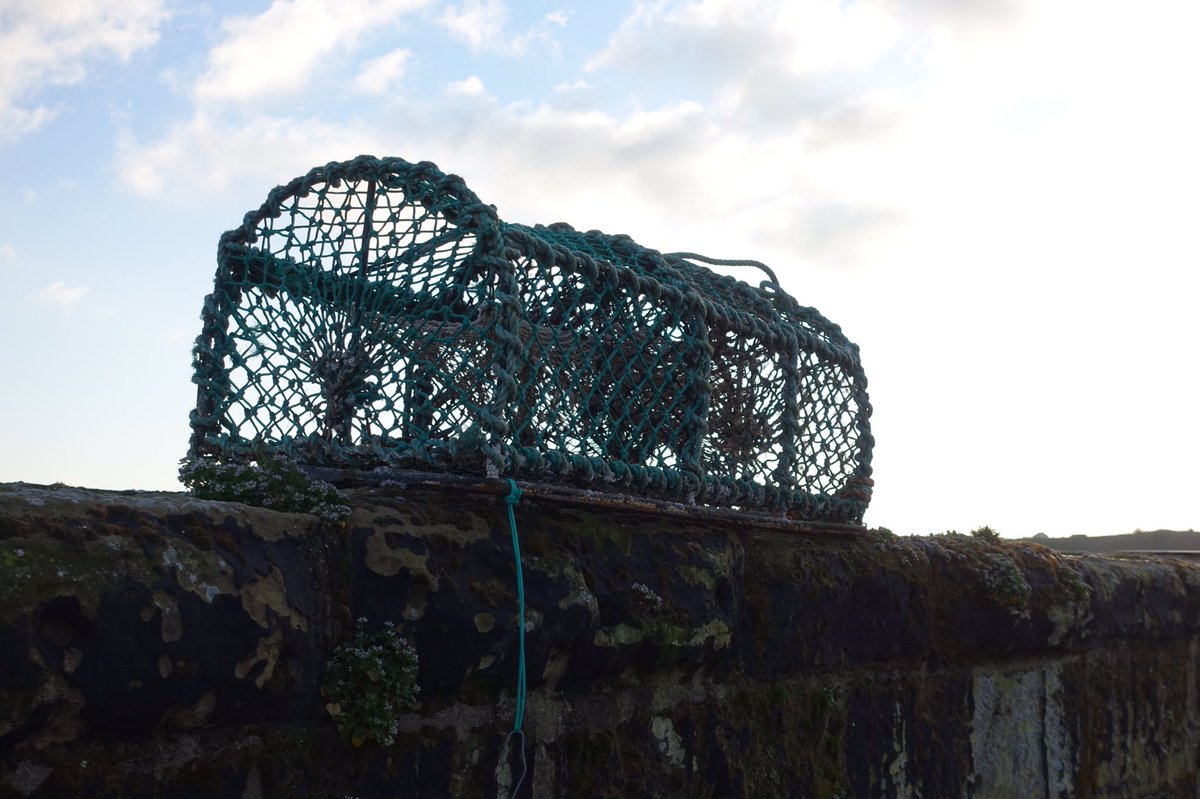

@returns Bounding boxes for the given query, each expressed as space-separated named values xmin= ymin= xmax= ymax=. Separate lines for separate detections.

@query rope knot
xmin=504 ymin=478 xmax=523 ymax=506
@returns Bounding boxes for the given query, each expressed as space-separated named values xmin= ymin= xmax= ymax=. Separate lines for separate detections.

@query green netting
xmin=189 ymin=155 xmax=874 ymax=524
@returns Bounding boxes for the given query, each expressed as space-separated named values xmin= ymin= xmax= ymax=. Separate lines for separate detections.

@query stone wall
xmin=2 ymin=482 xmax=1198 ymax=798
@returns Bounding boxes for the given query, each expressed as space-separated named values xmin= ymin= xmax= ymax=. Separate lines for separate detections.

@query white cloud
xmin=352 ymin=48 xmax=413 ymax=95
xmin=580 ymin=0 xmax=926 ymax=157
xmin=437 ymin=0 xmax=563 ymax=56
xmin=192 ymin=0 xmax=428 ymax=107
xmin=0 ymin=243 xmax=16 ymax=264
xmin=445 ymin=75 xmax=487 ymax=97
xmin=115 ymin=112 xmax=383 ymax=199
xmin=438 ymin=0 xmax=508 ymax=52
xmin=563 ymin=0 xmax=1200 ymax=278
xmin=588 ymin=0 xmax=903 ymax=79
xmin=0 ymin=0 xmax=166 ymax=143
xmin=115 ymin=0 xmax=430 ymax=198
xmin=876 ymin=0 xmax=1033 ymax=37
xmin=553 ymin=78 xmax=592 ymax=92
xmin=112 ymin=0 xmax=1200 ymax=282
xmin=35 ymin=280 xmax=90 ymax=309
xmin=0 ymin=105 xmax=59 ymax=144
xmin=113 ymin=71 xmax=899 ymax=271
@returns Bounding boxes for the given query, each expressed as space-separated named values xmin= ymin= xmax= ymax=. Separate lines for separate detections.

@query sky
xmin=0 ymin=0 xmax=1197 ymax=538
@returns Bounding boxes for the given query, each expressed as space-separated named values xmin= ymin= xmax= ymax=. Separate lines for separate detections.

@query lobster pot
xmin=189 ymin=156 xmax=874 ymax=524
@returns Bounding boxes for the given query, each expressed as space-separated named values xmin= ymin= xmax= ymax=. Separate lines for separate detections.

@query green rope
xmin=505 ymin=478 xmax=527 ymax=732
xmin=665 ymin=250 xmax=781 ymax=286
xmin=503 ymin=478 xmax=528 ymax=797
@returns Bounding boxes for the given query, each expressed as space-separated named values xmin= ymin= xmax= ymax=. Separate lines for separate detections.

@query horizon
xmin=1 ymin=0 xmax=1196 ymax=538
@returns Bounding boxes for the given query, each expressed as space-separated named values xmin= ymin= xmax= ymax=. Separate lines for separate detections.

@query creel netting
xmin=188 ymin=155 xmax=873 ymax=524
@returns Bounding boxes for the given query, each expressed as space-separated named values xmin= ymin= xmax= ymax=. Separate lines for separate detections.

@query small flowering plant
xmin=631 ymin=581 xmax=665 ymax=611
xmin=323 ymin=618 xmax=420 ymax=747
xmin=179 ymin=446 xmax=351 ymax=523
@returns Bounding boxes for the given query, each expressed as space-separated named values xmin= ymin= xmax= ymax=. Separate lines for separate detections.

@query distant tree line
xmin=1020 ymin=529 xmax=1200 ymax=553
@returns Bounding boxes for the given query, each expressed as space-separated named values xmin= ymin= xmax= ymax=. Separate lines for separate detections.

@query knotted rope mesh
xmin=189 ymin=155 xmax=874 ymax=524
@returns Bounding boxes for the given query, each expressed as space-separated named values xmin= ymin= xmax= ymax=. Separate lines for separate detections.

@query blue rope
xmin=503 ymin=478 xmax=528 ymax=797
